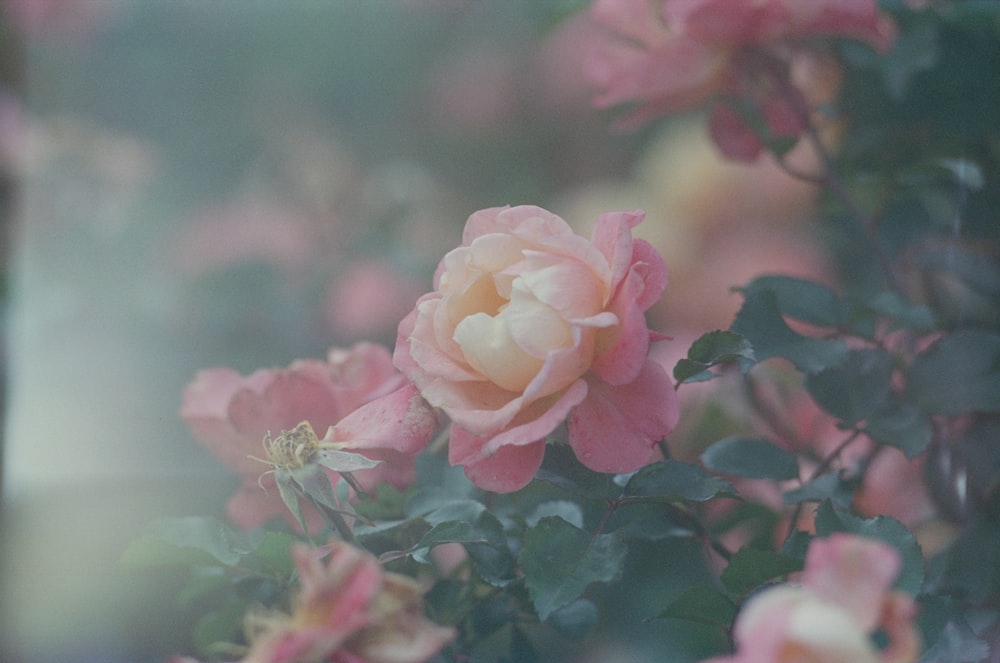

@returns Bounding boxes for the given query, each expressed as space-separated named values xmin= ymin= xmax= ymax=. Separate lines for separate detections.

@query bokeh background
xmin=0 ymin=2 xmax=830 ymax=661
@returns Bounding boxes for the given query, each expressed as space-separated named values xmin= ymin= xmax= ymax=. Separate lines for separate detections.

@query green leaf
xmin=720 ymin=547 xmax=804 ymax=597
xmin=535 ymin=442 xmax=619 ymax=499
xmin=805 ymin=349 xmax=895 ymax=423
xmin=906 ymin=330 xmax=1000 ymax=414
xmin=547 ymin=599 xmax=599 ymax=638
xmin=654 ymin=585 xmax=737 ymax=629
xmin=193 ymin=598 xmax=245 ymax=657
xmin=814 ymin=501 xmax=924 ymax=596
xmin=740 ymin=276 xmax=847 ymax=328
xmin=315 ymin=448 xmax=382 ymax=473
xmin=249 ymin=531 xmax=299 ymax=578
xmin=673 ymin=330 xmax=756 ymax=383
xmin=864 ymin=403 xmax=933 ymax=458
xmin=274 ymin=467 xmax=309 ymax=533
xmin=700 ymin=436 xmax=800 ymax=480
xmin=414 ymin=511 xmax=506 ymax=552
xmin=623 ymin=460 xmax=737 ymax=503
xmin=782 ymin=472 xmax=853 ymax=509
xmin=520 ymin=516 xmax=627 ymax=620
xmin=731 ymin=289 xmax=848 ymax=374
xmin=866 ymin=291 xmax=936 ymax=332
xmin=121 ymin=516 xmax=243 ymax=568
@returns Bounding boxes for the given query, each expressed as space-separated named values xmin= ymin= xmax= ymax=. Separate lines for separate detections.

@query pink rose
xmin=703 ymin=533 xmax=921 ymax=663
xmin=180 ymin=342 xmax=436 ymax=530
xmin=393 ymin=205 xmax=679 ymax=492
xmin=584 ymin=0 xmax=894 ymax=159
xmin=239 ymin=540 xmax=455 ymax=663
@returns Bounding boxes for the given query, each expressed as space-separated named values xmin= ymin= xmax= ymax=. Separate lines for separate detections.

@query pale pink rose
xmin=394 ymin=205 xmax=679 ymax=492
xmin=703 ymin=534 xmax=921 ymax=663
xmin=585 ymin=0 xmax=894 ymax=158
xmin=241 ymin=540 xmax=455 ymax=663
xmin=180 ymin=342 xmax=436 ymax=530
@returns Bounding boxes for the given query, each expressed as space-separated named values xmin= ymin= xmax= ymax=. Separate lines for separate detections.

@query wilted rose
xmin=180 ymin=342 xmax=436 ymax=530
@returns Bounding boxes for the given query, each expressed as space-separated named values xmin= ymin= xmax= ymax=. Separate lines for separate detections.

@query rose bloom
xmin=703 ymin=533 xmax=922 ymax=663
xmin=393 ymin=204 xmax=679 ymax=492
xmin=181 ymin=342 xmax=436 ymax=530
xmin=241 ymin=540 xmax=455 ymax=663
xmin=584 ymin=0 xmax=895 ymax=160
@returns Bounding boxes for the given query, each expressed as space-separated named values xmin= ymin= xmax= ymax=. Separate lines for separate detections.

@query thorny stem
xmin=784 ymin=428 xmax=866 ymax=542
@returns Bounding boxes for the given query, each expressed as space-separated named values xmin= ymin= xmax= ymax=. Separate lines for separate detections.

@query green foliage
xmin=654 ymin=585 xmax=737 ymax=630
xmin=520 ymin=516 xmax=627 ymax=621
xmin=906 ymin=330 xmax=1000 ymax=415
xmin=622 ymin=460 xmax=737 ymax=503
xmin=719 ymin=547 xmax=804 ymax=597
xmin=731 ymin=288 xmax=849 ymax=374
xmin=700 ymin=436 xmax=800 ymax=481
xmin=673 ymin=330 xmax=756 ymax=383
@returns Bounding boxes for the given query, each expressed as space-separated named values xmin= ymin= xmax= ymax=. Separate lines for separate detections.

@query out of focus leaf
xmin=520 ymin=516 xmax=626 ymax=620
xmin=864 ymin=403 xmax=933 ymax=458
xmin=906 ymin=330 xmax=1000 ymax=414
xmin=805 ymin=348 xmax=895 ymax=423
xmin=700 ymin=436 xmax=800 ymax=481
xmin=121 ymin=516 xmax=243 ymax=568
xmin=623 ymin=460 xmax=737 ymax=503
xmin=740 ymin=276 xmax=847 ymax=328
xmin=193 ymin=598 xmax=245 ymax=657
xmin=732 ymin=289 xmax=848 ymax=374
xmin=720 ymin=547 xmax=804 ymax=597
xmin=654 ymin=585 xmax=737 ymax=629
xmin=547 ymin=599 xmax=599 ymax=637
xmin=782 ymin=472 xmax=853 ymax=509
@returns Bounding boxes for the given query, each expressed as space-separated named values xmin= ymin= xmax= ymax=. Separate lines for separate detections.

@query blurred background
xmin=0 ymin=2 xmax=829 ymax=661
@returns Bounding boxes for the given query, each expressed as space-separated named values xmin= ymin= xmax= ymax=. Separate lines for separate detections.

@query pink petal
xmin=453 ymin=429 xmax=547 ymax=493
xmin=590 ymin=267 xmax=652 ymax=386
xmin=326 ymin=384 xmax=436 ymax=455
xmin=801 ymin=533 xmax=902 ymax=632
xmin=708 ymin=104 xmax=765 ymax=162
xmin=568 ymin=360 xmax=678 ymax=473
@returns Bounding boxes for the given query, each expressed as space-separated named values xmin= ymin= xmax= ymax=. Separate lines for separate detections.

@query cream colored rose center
xmin=446 ymin=234 xmax=607 ymax=393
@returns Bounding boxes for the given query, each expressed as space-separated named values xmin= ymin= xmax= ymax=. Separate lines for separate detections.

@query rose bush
xmin=583 ymin=0 xmax=894 ymax=159
xmin=180 ymin=342 xmax=436 ymax=530
xmin=703 ymin=533 xmax=921 ymax=663
xmin=393 ymin=204 xmax=678 ymax=492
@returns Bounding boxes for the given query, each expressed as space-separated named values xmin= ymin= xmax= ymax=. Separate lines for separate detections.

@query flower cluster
xmin=584 ymin=0 xmax=894 ymax=159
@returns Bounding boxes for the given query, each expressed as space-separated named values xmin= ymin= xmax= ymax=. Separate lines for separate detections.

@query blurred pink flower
xmin=242 ymin=540 xmax=454 ymax=663
xmin=180 ymin=342 xmax=436 ymax=530
xmin=394 ymin=204 xmax=678 ymax=492
xmin=584 ymin=0 xmax=895 ymax=159
xmin=703 ymin=533 xmax=921 ymax=663
xmin=325 ymin=259 xmax=426 ymax=341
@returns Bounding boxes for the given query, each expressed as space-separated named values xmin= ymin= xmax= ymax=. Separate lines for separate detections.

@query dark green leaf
xmin=535 ymin=442 xmax=619 ymax=499
xmin=623 ymin=460 xmax=737 ymax=503
xmin=673 ymin=331 xmax=756 ymax=383
xmin=866 ymin=291 xmax=936 ymax=332
xmin=520 ymin=516 xmax=626 ymax=620
xmin=547 ymin=599 xmax=599 ymax=638
xmin=720 ymin=547 xmax=804 ymax=596
xmin=814 ymin=501 xmax=924 ymax=595
xmin=731 ymin=289 xmax=848 ymax=374
xmin=654 ymin=585 xmax=737 ymax=629
xmin=906 ymin=330 xmax=1000 ymax=414
xmin=805 ymin=348 xmax=894 ymax=423
xmin=740 ymin=276 xmax=847 ymax=328
xmin=864 ymin=404 xmax=933 ymax=458
xmin=700 ymin=436 xmax=800 ymax=480
xmin=414 ymin=511 xmax=506 ymax=552
xmin=782 ymin=472 xmax=852 ymax=509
